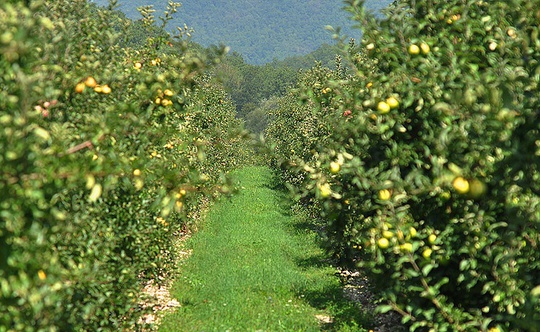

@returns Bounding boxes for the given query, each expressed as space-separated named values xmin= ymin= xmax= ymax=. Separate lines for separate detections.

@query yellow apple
xmin=377 ymin=238 xmax=390 ymax=249
xmin=420 ymin=42 xmax=430 ymax=54
xmin=382 ymin=230 xmax=394 ymax=239
xmin=386 ymin=96 xmax=399 ymax=109
xmin=319 ymin=183 xmax=332 ymax=198
xmin=400 ymin=243 xmax=413 ymax=253
xmin=75 ymin=82 xmax=86 ymax=93
xmin=101 ymin=84 xmax=111 ymax=94
xmin=452 ymin=176 xmax=470 ymax=194
xmin=408 ymin=44 xmax=420 ymax=55
xmin=377 ymin=101 xmax=391 ymax=114
xmin=330 ymin=161 xmax=341 ymax=174
xmin=378 ymin=189 xmax=392 ymax=200
xmin=469 ymin=179 xmax=487 ymax=198
xmin=84 ymin=76 xmax=97 ymax=88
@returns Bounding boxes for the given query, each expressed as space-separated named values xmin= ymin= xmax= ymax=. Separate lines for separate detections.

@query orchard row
xmin=1 ymin=1 xmax=252 ymax=330
xmin=267 ymin=1 xmax=540 ymax=331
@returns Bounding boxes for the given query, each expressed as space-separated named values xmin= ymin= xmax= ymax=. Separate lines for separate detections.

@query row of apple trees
xmin=0 ymin=0 xmax=252 ymax=330
xmin=266 ymin=0 xmax=539 ymax=330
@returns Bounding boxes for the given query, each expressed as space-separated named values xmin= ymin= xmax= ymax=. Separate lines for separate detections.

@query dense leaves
xmin=0 ymin=0 xmax=250 ymax=330
xmin=267 ymin=0 xmax=540 ymax=330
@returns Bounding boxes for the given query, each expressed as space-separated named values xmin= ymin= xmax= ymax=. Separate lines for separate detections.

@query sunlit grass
xmin=160 ymin=166 xmax=371 ymax=331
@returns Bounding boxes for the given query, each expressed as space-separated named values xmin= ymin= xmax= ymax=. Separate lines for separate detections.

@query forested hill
xmin=91 ymin=0 xmax=393 ymax=64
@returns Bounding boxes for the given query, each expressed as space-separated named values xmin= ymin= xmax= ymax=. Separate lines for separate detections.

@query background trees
xmin=92 ymin=0 xmax=393 ymax=64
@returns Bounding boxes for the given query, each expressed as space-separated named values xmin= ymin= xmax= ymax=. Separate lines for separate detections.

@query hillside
xmin=91 ymin=0 xmax=392 ymax=64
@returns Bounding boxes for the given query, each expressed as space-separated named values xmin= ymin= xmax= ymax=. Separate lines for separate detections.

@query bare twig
xmin=66 ymin=140 xmax=93 ymax=154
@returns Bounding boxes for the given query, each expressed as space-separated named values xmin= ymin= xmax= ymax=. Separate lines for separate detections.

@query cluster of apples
xmin=75 ymin=76 xmax=111 ymax=94
xmin=408 ymin=42 xmax=431 ymax=56
xmin=377 ymin=96 xmax=400 ymax=114
xmin=154 ymin=88 xmax=174 ymax=107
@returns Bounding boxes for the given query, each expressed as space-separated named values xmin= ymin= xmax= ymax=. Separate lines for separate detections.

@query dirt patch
xmin=137 ymin=232 xmax=192 ymax=330
xmin=137 ymin=197 xmax=212 ymax=330
xmin=338 ymin=268 xmax=405 ymax=332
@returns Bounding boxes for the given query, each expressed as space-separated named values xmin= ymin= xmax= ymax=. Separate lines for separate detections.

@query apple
xmin=386 ymin=96 xmax=399 ymax=109
xmin=469 ymin=179 xmax=487 ymax=198
xmin=408 ymin=44 xmax=420 ymax=55
xmin=377 ymin=101 xmax=391 ymax=114
xmin=101 ymin=85 xmax=111 ymax=94
xmin=377 ymin=238 xmax=390 ymax=249
xmin=422 ymin=248 xmax=433 ymax=259
xmin=378 ymin=189 xmax=392 ymax=200
xmin=330 ymin=161 xmax=341 ymax=174
xmin=0 ymin=31 xmax=14 ymax=44
xmin=75 ymin=82 xmax=86 ymax=93
xmin=38 ymin=270 xmax=47 ymax=281
xmin=440 ymin=191 xmax=451 ymax=200
xmin=84 ymin=76 xmax=97 ymax=88
xmin=420 ymin=42 xmax=430 ymax=54
xmin=318 ymin=183 xmax=332 ymax=198
xmin=452 ymin=176 xmax=470 ymax=194
xmin=400 ymin=243 xmax=413 ymax=253
xmin=382 ymin=230 xmax=394 ymax=239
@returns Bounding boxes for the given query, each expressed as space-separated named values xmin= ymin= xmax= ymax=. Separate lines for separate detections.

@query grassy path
xmin=160 ymin=166 xmax=369 ymax=332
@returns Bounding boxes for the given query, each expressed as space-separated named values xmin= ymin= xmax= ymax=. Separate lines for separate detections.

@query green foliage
xmin=267 ymin=0 xmax=540 ymax=330
xmin=93 ymin=0 xmax=393 ymax=64
xmin=244 ymin=96 xmax=279 ymax=135
xmin=0 ymin=0 xmax=250 ymax=330
xmin=266 ymin=60 xmax=347 ymax=185
xmin=279 ymin=43 xmax=352 ymax=71
xmin=212 ymin=45 xmax=349 ymax=134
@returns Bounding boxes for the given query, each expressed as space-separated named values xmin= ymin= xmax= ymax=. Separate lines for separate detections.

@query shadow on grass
xmin=295 ymin=254 xmax=333 ymax=270
xmin=299 ymin=283 xmax=374 ymax=332
xmin=262 ymin=166 xmax=375 ymax=331
xmin=293 ymin=250 xmax=374 ymax=331
xmin=288 ymin=211 xmax=375 ymax=331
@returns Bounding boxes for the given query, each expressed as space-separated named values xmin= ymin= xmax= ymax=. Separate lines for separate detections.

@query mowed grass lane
xmin=159 ymin=166 xmax=370 ymax=332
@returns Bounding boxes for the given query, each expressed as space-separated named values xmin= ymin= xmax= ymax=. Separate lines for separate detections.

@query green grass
xmin=159 ymin=166 xmax=371 ymax=332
